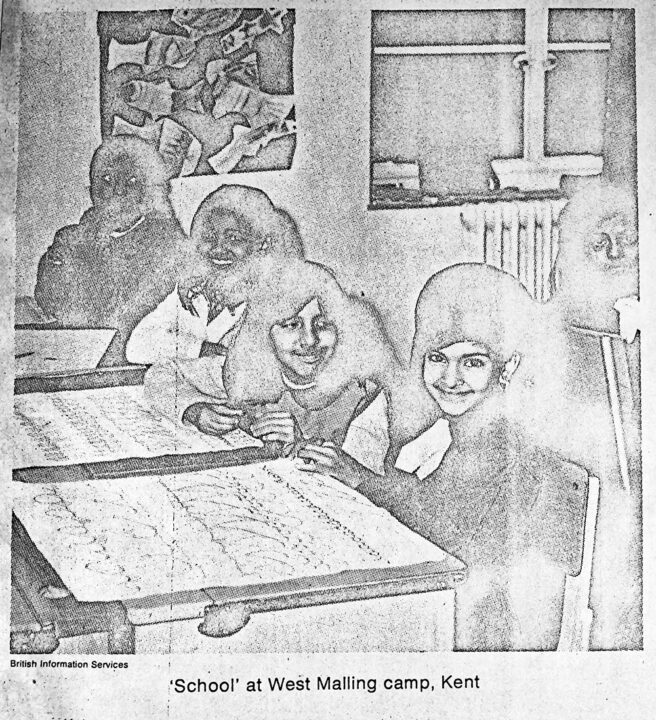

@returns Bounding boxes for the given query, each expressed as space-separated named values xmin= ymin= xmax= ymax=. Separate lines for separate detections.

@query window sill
xmin=491 ymin=155 xmax=603 ymax=192
xmin=368 ymin=187 xmax=564 ymax=211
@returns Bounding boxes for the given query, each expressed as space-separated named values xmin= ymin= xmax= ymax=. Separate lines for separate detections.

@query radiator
xmin=460 ymin=199 xmax=567 ymax=302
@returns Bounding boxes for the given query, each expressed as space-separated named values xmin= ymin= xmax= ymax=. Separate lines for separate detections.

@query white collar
xmin=281 ymin=371 xmax=317 ymax=391
xmin=109 ymin=215 xmax=145 ymax=238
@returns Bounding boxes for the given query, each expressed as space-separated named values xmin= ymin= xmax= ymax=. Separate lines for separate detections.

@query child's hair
xmin=190 ymin=184 xmax=304 ymax=258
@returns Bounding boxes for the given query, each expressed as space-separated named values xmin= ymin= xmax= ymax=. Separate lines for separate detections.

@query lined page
xmin=13 ymin=458 xmax=453 ymax=603
xmin=13 ymin=385 xmax=261 ymax=469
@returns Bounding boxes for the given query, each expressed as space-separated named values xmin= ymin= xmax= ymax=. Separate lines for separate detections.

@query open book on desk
xmin=13 ymin=459 xmax=466 ymax=609
xmin=13 ymin=384 xmax=264 ymax=478
xmin=12 ymin=385 xmax=466 ymax=646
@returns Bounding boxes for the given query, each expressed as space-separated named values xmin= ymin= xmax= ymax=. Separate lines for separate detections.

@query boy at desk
xmin=144 ymin=256 xmax=399 ymax=454
xmin=303 ymin=263 xmax=587 ymax=651
xmin=126 ymin=185 xmax=304 ymax=363
xmin=34 ymin=135 xmax=189 ymax=365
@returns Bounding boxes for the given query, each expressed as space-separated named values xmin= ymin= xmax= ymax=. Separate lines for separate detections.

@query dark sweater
xmin=35 ymin=210 xmax=187 ymax=364
xmin=359 ymin=414 xmax=588 ymax=649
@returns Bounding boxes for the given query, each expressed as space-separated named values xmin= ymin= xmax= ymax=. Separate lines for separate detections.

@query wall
xmin=15 ymin=12 xmax=101 ymax=297
xmin=14 ymin=6 xmax=478 ymax=356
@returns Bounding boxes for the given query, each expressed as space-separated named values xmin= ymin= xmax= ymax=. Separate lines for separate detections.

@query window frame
xmin=370 ymin=5 xmax=610 ymax=208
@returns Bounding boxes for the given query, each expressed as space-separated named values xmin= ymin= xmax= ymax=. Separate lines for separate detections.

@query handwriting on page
xmin=13 ymin=459 xmax=449 ymax=602
xmin=13 ymin=385 xmax=260 ymax=469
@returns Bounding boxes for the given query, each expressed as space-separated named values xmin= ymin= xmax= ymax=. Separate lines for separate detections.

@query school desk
xmin=11 ymin=367 xmax=466 ymax=655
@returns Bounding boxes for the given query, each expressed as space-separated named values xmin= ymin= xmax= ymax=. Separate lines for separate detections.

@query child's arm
xmin=126 ymin=289 xmax=209 ymax=363
xmin=297 ymin=442 xmax=383 ymax=489
xmin=297 ymin=390 xmax=391 ymax=488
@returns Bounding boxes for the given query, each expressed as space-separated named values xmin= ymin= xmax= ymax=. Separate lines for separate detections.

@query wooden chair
xmin=557 ymin=475 xmax=600 ymax=651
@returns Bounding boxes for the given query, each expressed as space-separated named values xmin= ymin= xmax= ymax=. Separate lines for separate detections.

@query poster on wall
xmin=99 ymin=8 xmax=297 ymax=178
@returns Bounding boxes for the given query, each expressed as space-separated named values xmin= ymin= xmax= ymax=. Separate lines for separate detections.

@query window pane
xmin=545 ymin=51 xmax=608 ymax=156
xmin=371 ymin=55 xmax=523 ymax=196
xmin=371 ymin=57 xmax=420 ymax=165
xmin=548 ymin=9 xmax=613 ymax=43
xmin=372 ymin=10 xmax=525 ymax=47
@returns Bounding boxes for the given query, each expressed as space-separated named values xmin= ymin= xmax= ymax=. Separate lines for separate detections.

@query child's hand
xmin=177 ymin=275 xmax=207 ymax=316
xmin=183 ymin=402 xmax=243 ymax=436
xmin=250 ymin=410 xmax=298 ymax=446
xmin=297 ymin=442 xmax=362 ymax=488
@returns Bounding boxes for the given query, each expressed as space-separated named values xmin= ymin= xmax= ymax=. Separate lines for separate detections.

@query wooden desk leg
xmin=9 ymin=612 xmax=135 ymax=655
xmin=10 ymin=624 xmax=59 ymax=654
xmin=106 ymin=604 xmax=135 ymax=654
xmin=600 ymin=335 xmax=630 ymax=492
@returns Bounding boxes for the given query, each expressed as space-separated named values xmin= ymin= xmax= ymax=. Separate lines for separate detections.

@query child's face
xmin=423 ymin=341 xmax=496 ymax=417
xmin=269 ymin=298 xmax=338 ymax=384
xmin=195 ymin=210 xmax=261 ymax=269
xmin=90 ymin=151 xmax=146 ymax=232
xmin=585 ymin=211 xmax=638 ymax=273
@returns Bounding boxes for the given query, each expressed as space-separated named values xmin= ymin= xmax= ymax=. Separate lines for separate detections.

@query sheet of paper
xmin=210 ymin=80 xmax=294 ymax=129
xmin=14 ymin=329 xmax=117 ymax=378
xmin=12 ymin=458 xmax=452 ymax=602
xmin=13 ymin=385 xmax=261 ymax=469
xmin=143 ymin=31 xmax=196 ymax=72
xmin=107 ymin=39 xmax=148 ymax=71
xmin=158 ymin=117 xmax=202 ymax=176
xmin=112 ymin=116 xmax=162 ymax=145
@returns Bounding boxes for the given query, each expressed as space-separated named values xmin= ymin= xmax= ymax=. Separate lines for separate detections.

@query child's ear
xmin=499 ymin=352 xmax=522 ymax=389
